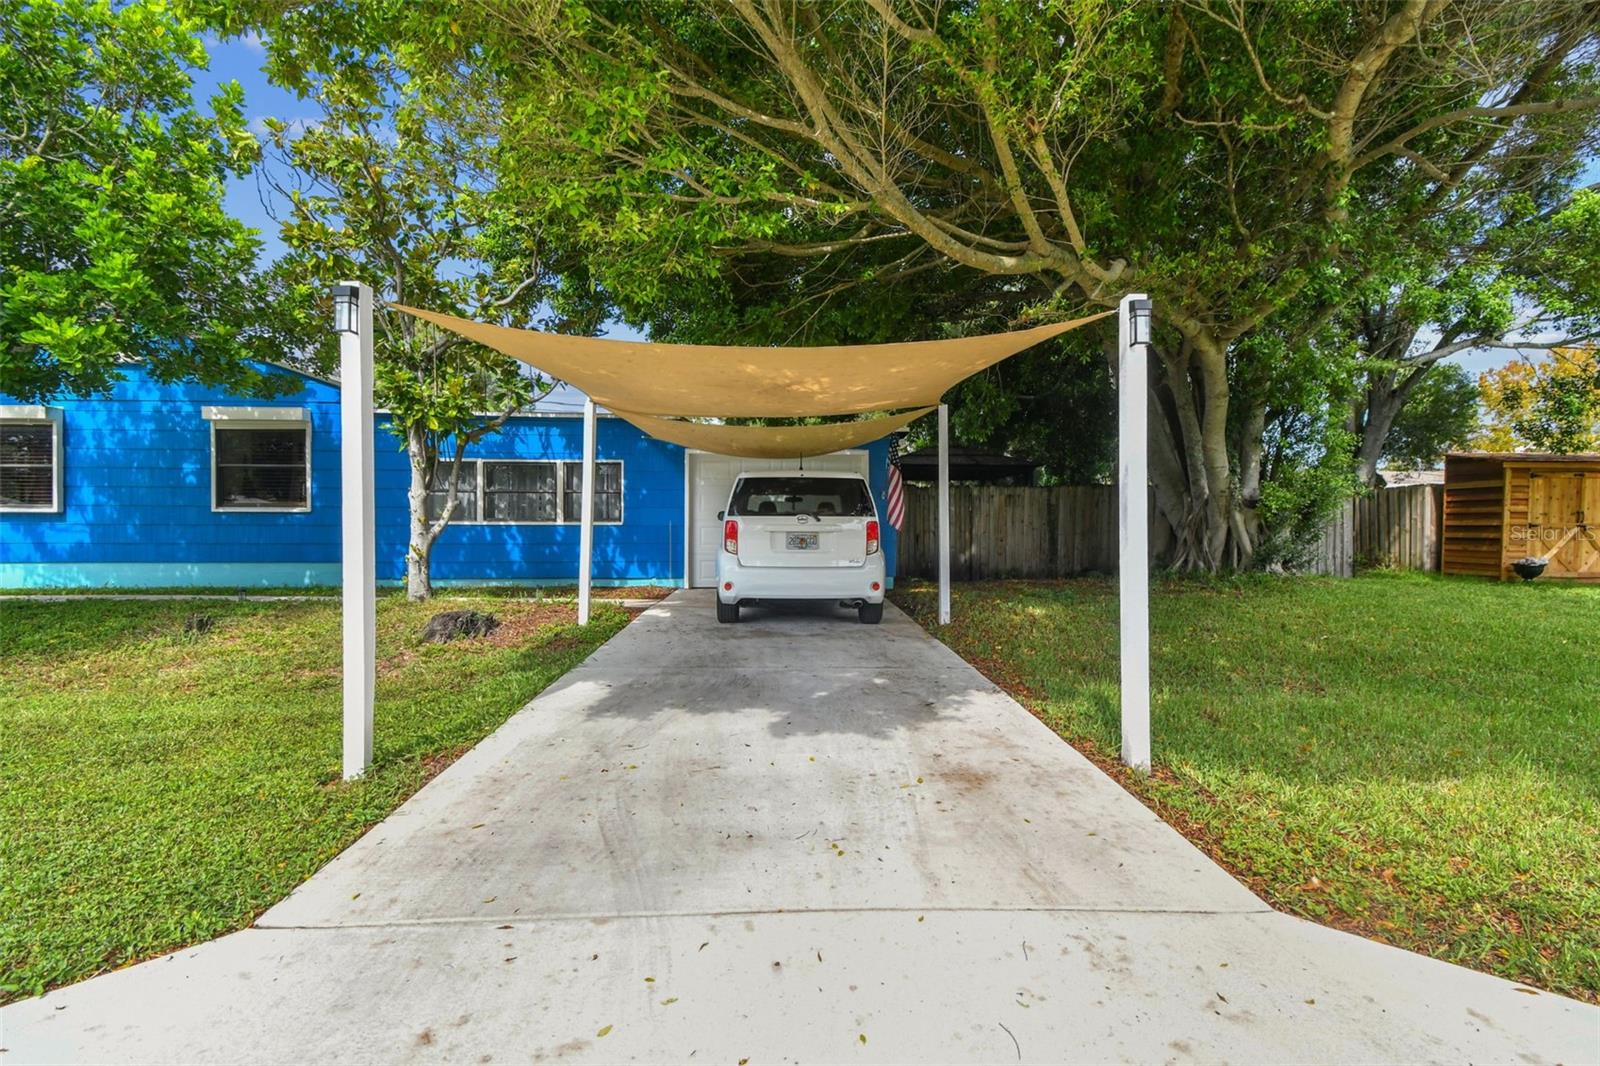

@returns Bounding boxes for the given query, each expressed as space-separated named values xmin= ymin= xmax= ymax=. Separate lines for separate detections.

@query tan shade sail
xmin=392 ymin=304 xmax=1111 ymax=418
xmin=612 ymin=407 xmax=934 ymax=459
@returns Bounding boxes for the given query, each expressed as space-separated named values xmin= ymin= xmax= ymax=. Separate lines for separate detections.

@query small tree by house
xmin=258 ymin=46 xmax=555 ymax=599
xmin=378 ymin=327 xmax=541 ymax=600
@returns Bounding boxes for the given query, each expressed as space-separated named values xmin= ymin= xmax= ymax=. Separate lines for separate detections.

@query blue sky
xmin=196 ymin=36 xmax=1594 ymax=376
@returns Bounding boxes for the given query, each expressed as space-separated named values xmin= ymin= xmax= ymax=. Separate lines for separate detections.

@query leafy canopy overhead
xmin=429 ymin=0 xmax=1599 ymax=570
xmin=0 ymin=0 xmax=294 ymax=403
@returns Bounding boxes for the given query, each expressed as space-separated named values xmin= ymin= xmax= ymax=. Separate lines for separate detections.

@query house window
xmin=483 ymin=460 xmax=558 ymax=522
xmin=415 ymin=456 xmax=624 ymax=525
xmin=212 ymin=424 xmax=310 ymax=511
xmin=563 ymin=461 xmax=623 ymax=523
xmin=425 ymin=460 xmax=480 ymax=522
xmin=0 ymin=409 xmax=62 ymax=512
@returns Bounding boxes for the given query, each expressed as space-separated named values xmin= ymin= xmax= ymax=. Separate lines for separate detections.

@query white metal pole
xmin=1118 ymin=293 xmax=1151 ymax=773
xmin=340 ymin=282 xmax=376 ymax=781
xmin=578 ymin=397 xmax=596 ymax=625
xmin=937 ymin=402 xmax=951 ymax=625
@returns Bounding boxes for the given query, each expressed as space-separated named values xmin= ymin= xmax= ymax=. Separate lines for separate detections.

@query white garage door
xmin=686 ymin=450 xmax=870 ymax=587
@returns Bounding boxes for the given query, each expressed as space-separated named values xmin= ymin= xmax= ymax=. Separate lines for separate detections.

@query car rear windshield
xmin=728 ymin=476 xmax=874 ymax=518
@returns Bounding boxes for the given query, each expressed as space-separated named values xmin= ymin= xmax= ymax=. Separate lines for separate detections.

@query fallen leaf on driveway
xmin=597 ymin=1025 xmax=612 ymax=1037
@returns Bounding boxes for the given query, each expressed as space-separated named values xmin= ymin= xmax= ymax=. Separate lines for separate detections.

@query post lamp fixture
xmin=332 ymin=283 xmax=362 ymax=335
xmin=1128 ymin=297 xmax=1153 ymax=347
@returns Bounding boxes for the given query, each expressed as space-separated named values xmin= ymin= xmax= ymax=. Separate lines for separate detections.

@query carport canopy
xmin=392 ymin=304 xmax=1108 ymax=419
xmin=388 ymin=301 xmax=1112 ymax=630
xmin=344 ymin=287 xmax=1152 ymax=781
xmin=610 ymin=406 xmax=934 ymax=459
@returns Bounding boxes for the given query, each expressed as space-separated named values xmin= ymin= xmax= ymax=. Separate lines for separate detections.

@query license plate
xmin=786 ymin=532 xmax=819 ymax=550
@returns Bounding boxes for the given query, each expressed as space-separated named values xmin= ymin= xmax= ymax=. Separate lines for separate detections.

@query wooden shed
xmin=1441 ymin=452 xmax=1600 ymax=581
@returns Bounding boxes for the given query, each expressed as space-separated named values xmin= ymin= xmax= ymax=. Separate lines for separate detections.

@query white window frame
xmin=204 ymin=407 xmax=312 ymax=514
xmin=0 ymin=405 xmax=64 ymax=514
xmin=428 ymin=457 xmax=625 ymax=526
xmin=424 ymin=456 xmax=485 ymax=524
xmin=478 ymin=459 xmax=559 ymax=525
xmin=561 ymin=459 xmax=624 ymax=525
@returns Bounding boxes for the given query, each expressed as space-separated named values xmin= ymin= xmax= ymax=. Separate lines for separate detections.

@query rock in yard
xmin=421 ymin=609 xmax=500 ymax=643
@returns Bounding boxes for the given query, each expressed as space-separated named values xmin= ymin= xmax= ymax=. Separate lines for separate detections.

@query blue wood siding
xmin=373 ymin=415 xmax=687 ymax=584
xmin=2 ymin=368 xmax=342 ymax=586
xmin=3 ymin=364 xmax=898 ymax=588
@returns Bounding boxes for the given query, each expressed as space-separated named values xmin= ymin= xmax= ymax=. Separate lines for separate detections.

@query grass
xmin=893 ymin=571 xmax=1600 ymax=1002
xmin=0 ymin=595 xmax=631 ymax=1002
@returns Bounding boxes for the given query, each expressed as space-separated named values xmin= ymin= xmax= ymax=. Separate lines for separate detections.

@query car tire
xmin=858 ymin=602 xmax=883 ymax=625
xmin=716 ymin=600 xmax=740 ymax=624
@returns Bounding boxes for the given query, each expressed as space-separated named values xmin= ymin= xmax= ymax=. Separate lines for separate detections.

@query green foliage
xmin=256 ymin=47 xmax=546 ymax=440
xmin=1383 ymin=364 xmax=1478 ymax=471
xmin=0 ymin=0 xmax=294 ymax=403
xmin=430 ymin=0 xmax=1599 ymax=568
xmin=1477 ymin=347 xmax=1600 ymax=453
xmin=946 ymin=338 xmax=1116 ymax=484
xmin=894 ymin=574 xmax=1600 ymax=1002
xmin=0 ymin=594 xmax=629 ymax=1000
xmin=1256 ymin=423 xmax=1361 ymax=571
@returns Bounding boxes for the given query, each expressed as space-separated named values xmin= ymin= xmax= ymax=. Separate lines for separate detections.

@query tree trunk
xmin=1354 ymin=343 xmax=1431 ymax=487
xmin=406 ymin=429 xmax=436 ymax=602
xmin=1137 ymin=333 xmax=1256 ymax=572
xmin=1354 ymin=378 xmax=1402 ymax=487
xmin=1350 ymin=307 xmax=1439 ymax=488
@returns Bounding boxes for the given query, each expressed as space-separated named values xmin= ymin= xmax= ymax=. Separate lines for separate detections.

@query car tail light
xmin=724 ymin=519 xmax=739 ymax=555
xmin=865 ymin=519 xmax=880 ymax=555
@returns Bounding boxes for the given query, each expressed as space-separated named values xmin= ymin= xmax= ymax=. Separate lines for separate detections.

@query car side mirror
xmin=717 ymin=510 xmax=725 ymax=520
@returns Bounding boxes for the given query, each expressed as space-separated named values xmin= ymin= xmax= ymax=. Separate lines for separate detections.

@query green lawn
xmin=893 ymin=572 xmax=1600 ymax=1002
xmin=0 ymin=595 xmax=631 ymax=1002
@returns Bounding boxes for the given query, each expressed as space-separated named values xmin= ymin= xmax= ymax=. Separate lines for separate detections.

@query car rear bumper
xmin=716 ymin=555 xmax=886 ymax=605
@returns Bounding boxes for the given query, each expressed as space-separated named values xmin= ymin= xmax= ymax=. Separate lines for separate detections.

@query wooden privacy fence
xmin=896 ymin=484 xmax=1172 ymax=580
xmin=895 ymin=483 xmax=1441 ymax=580
xmin=1353 ymin=484 xmax=1442 ymax=571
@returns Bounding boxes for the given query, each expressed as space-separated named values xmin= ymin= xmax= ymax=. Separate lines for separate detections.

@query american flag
xmin=886 ymin=432 xmax=907 ymax=531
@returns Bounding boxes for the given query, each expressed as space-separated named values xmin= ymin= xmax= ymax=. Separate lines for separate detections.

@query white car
xmin=715 ymin=470 xmax=886 ymax=624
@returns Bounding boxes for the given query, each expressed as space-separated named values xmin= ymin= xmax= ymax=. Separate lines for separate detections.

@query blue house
xmin=1 ymin=364 xmax=898 ymax=589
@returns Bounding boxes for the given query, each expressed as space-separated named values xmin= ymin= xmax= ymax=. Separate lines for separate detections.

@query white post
xmin=339 ymin=282 xmax=375 ymax=781
xmin=578 ymin=397 xmax=596 ymax=625
xmin=1117 ymin=293 xmax=1151 ymax=773
xmin=937 ymin=402 xmax=951 ymax=626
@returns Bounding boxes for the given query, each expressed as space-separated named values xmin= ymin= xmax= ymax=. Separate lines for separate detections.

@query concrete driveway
xmin=4 ymin=592 xmax=1596 ymax=1064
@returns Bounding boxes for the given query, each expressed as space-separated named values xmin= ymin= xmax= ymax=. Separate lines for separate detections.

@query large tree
xmin=1377 ymin=363 xmax=1478 ymax=474
xmin=1344 ymin=187 xmax=1600 ymax=485
xmin=1 ymin=0 xmax=293 ymax=402
xmin=444 ymin=0 xmax=1600 ymax=569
